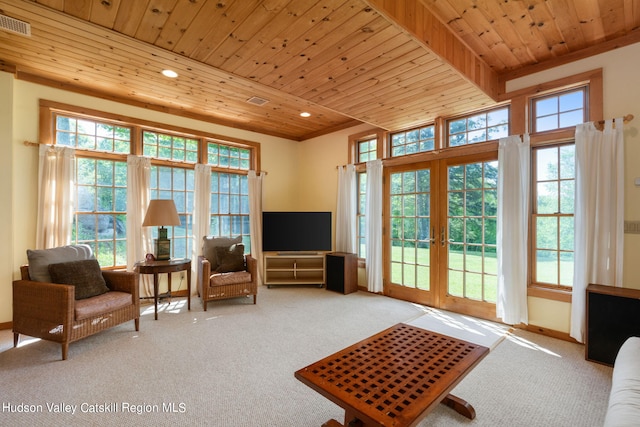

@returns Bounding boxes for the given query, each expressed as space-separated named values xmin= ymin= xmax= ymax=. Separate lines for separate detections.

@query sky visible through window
xmin=534 ymin=89 xmax=585 ymax=132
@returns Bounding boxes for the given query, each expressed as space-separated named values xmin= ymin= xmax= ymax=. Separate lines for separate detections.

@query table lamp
xmin=142 ymin=199 xmax=181 ymax=261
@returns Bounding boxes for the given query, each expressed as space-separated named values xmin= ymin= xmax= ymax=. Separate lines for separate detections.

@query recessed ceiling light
xmin=161 ymin=69 xmax=178 ymax=78
xmin=300 ymin=112 xmax=311 ymax=117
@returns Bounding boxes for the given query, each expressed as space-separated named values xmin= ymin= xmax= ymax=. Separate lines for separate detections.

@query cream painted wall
xmin=295 ymin=124 xmax=372 ymax=214
xmin=1 ymin=72 xmax=301 ymax=323
xmin=528 ymin=296 xmax=571 ymax=333
xmin=0 ymin=72 xmax=13 ymax=324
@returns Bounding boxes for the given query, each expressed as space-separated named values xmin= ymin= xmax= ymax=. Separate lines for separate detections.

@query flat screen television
xmin=262 ymin=211 xmax=332 ymax=253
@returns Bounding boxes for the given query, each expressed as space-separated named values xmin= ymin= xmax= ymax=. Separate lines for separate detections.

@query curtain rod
xmin=594 ymin=114 xmax=634 ymax=131
xmin=24 ymin=141 xmax=270 ymax=177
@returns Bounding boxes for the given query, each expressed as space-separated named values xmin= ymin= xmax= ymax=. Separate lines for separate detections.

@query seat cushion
xmin=74 ymin=291 xmax=133 ymax=321
xmin=210 ymin=271 xmax=252 ymax=287
xmin=27 ymin=244 xmax=93 ymax=282
xmin=49 ymin=258 xmax=110 ymax=300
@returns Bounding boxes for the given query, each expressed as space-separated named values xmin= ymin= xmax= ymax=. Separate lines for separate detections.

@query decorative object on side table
xmin=142 ymin=199 xmax=181 ymax=261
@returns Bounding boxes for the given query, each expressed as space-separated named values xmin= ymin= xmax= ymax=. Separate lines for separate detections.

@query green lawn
xmin=390 ymin=246 xmax=573 ymax=303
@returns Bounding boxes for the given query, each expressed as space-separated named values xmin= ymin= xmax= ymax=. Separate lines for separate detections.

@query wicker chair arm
xmin=101 ymin=270 xmax=139 ymax=300
xmin=197 ymin=256 xmax=211 ymax=294
xmin=12 ymin=280 xmax=74 ymax=324
xmin=246 ymin=255 xmax=257 ymax=284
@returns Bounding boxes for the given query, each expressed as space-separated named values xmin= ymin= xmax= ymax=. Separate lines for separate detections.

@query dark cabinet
xmin=325 ymin=252 xmax=357 ymax=294
xmin=586 ymin=284 xmax=640 ymax=366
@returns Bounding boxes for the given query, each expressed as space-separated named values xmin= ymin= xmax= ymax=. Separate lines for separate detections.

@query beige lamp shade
xmin=142 ymin=199 xmax=181 ymax=227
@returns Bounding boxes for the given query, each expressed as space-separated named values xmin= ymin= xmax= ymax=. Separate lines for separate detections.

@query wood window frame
xmin=444 ymin=105 xmax=511 ymax=148
xmin=389 ymin=123 xmax=437 ymax=157
xmin=530 ymin=87 xmax=588 ymax=134
xmin=39 ymin=99 xmax=261 ymax=172
xmin=348 ymin=128 xmax=386 ymax=165
xmin=39 ymin=99 xmax=261 ymax=267
xmin=502 ymin=69 xmax=603 ymax=303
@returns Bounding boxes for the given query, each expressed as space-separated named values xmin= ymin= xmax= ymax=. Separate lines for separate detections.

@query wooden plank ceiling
xmin=0 ymin=0 xmax=639 ymax=140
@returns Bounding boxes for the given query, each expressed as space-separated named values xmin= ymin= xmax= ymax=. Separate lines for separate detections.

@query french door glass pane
xmin=447 ymin=161 xmax=498 ymax=303
xmin=389 ymin=168 xmax=431 ymax=291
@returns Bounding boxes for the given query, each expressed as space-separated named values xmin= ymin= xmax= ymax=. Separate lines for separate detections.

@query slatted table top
xmin=295 ymin=323 xmax=490 ymax=427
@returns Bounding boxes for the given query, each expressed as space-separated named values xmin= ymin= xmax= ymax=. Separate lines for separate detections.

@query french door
xmin=385 ymin=161 xmax=439 ymax=306
xmin=384 ymin=152 xmax=499 ymax=320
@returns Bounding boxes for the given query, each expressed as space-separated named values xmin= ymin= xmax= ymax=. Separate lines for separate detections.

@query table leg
xmin=167 ymin=272 xmax=172 ymax=300
xmin=343 ymin=410 xmax=364 ymax=426
xmin=187 ymin=267 xmax=191 ymax=311
xmin=322 ymin=419 xmax=345 ymax=427
xmin=441 ymin=393 xmax=476 ymax=420
xmin=153 ymin=272 xmax=159 ymax=320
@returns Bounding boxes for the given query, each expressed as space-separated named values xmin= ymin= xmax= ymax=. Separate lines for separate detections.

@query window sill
xmin=528 ymin=286 xmax=572 ymax=303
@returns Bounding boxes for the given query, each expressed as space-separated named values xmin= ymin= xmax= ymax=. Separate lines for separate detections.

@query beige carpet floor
xmin=406 ymin=306 xmax=512 ymax=350
xmin=0 ymin=286 xmax=612 ymax=426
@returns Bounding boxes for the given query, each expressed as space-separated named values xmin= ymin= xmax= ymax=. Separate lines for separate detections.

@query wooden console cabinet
xmin=263 ymin=253 xmax=325 ymax=287
xmin=586 ymin=284 xmax=640 ymax=366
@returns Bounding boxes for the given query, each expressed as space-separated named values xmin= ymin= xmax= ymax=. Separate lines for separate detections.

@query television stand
xmin=277 ymin=251 xmax=319 ymax=256
xmin=263 ymin=252 xmax=325 ymax=288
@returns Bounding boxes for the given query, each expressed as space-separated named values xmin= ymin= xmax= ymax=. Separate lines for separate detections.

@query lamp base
xmin=154 ymin=226 xmax=171 ymax=260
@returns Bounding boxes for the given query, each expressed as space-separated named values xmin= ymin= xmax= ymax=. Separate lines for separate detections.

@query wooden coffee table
xmin=295 ymin=323 xmax=489 ymax=427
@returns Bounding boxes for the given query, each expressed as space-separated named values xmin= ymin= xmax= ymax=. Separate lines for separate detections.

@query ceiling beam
xmin=363 ymin=0 xmax=500 ymax=100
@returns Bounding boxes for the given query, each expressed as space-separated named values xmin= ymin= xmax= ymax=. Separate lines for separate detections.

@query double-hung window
xmin=207 ymin=140 xmax=251 ymax=251
xmin=350 ymin=131 xmax=384 ymax=260
xmin=357 ymin=172 xmax=367 ymax=258
xmin=56 ymin=114 xmax=131 ymax=266
xmin=529 ymin=86 xmax=585 ymax=291
xmin=145 ymin=129 xmax=198 ymax=260
xmin=532 ymin=144 xmax=575 ymax=288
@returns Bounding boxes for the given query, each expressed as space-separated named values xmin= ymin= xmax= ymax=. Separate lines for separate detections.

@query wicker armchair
xmin=13 ymin=265 xmax=139 ymax=360
xmin=197 ymin=255 xmax=257 ymax=311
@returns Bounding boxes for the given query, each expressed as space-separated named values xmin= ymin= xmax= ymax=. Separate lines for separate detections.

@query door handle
xmin=430 ymin=227 xmax=436 ymax=244
xmin=440 ymin=226 xmax=446 ymax=247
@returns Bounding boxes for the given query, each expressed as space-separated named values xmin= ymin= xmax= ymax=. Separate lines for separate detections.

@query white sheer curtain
xmin=571 ymin=119 xmax=624 ymax=343
xmin=126 ymin=155 xmax=153 ymax=296
xmin=36 ymin=145 xmax=76 ymax=249
xmin=248 ymin=171 xmax=265 ymax=285
xmin=336 ymin=164 xmax=357 ymax=253
xmin=192 ymin=164 xmax=211 ymax=294
xmin=496 ymin=134 xmax=530 ymax=325
xmin=365 ymin=159 xmax=383 ymax=293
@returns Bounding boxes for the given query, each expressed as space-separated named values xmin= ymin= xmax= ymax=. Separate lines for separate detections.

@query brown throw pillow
xmin=202 ymin=236 xmax=242 ymax=270
xmin=214 ymin=244 xmax=245 ymax=273
xmin=48 ymin=258 xmax=110 ymax=300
